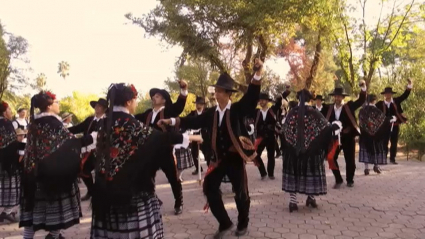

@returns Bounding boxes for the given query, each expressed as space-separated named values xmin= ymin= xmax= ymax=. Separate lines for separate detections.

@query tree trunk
xmin=305 ymin=33 xmax=322 ymax=90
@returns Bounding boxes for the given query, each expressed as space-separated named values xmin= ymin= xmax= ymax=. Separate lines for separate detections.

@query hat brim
xmin=381 ymin=91 xmax=397 ymax=95
xmin=210 ymin=84 xmax=238 ymax=92
xmin=90 ymin=101 xmax=97 ymax=109
xmin=150 ymin=88 xmax=172 ymax=107
xmin=149 ymin=88 xmax=161 ymax=98
xmin=329 ymin=93 xmax=349 ymax=96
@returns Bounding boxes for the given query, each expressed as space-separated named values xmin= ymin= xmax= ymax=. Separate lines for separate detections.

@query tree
xmin=57 ymin=61 xmax=70 ymax=79
xmin=34 ymin=73 xmax=47 ymax=91
xmin=59 ymin=91 xmax=99 ymax=123
xmin=333 ymin=0 xmax=419 ymax=90
xmin=0 ymin=22 xmax=30 ymax=100
xmin=126 ymin=0 xmax=334 ymax=86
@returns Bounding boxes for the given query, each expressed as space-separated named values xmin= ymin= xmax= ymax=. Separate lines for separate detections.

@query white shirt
xmin=151 ymin=106 xmax=165 ymax=124
xmin=384 ymin=99 xmax=393 ymax=108
xmin=12 ymin=118 xmax=28 ymax=129
xmin=316 ymin=105 xmax=323 ymax=111
xmin=260 ymin=108 xmax=269 ymax=121
xmin=334 ymin=104 xmax=343 ymax=120
xmin=196 ymin=110 xmax=203 ymax=115
xmin=216 ymin=100 xmax=231 ymax=126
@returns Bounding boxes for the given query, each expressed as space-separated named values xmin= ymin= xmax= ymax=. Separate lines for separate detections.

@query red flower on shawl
xmin=1 ymin=101 xmax=8 ymax=110
xmin=45 ymin=91 xmax=56 ymax=100
xmin=130 ymin=84 xmax=138 ymax=99
xmin=110 ymin=147 xmax=119 ymax=158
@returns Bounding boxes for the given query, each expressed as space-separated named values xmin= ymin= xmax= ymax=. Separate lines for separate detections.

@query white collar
xmin=216 ymin=100 xmax=231 ymax=112
xmin=153 ymin=106 xmax=165 ymax=113
xmin=113 ymin=106 xmax=130 ymax=114
xmin=334 ymin=103 xmax=344 ymax=110
xmin=93 ymin=114 xmax=105 ymax=121
xmin=16 ymin=117 xmax=27 ymax=122
xmin=196 ymin=110 xmax=203 ymax=115
xmin=34 ymin=112 xmax=62 ymax=121
xmin=260 ymin=107 xmax=269 ymax=113
xmin=384 ymin=98 xmax=394 ymax=104
xmin=368 ymin=103 xmax=376 ymax=107
xmin=316 ymin=104 xmax=322 ymax=109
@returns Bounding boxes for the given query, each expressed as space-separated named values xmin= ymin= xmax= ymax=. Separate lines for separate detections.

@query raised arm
xmin=68 ymin=116 xmax=91 ymax=134
xmin=350 ymin=80 xmax=367 ymax=111
xmin=271 ymin=86 xmax=291 ymax=113
xmin=395 ymin=80 xmax=413 ymax=104
xmin=169 ymin=80 xmax=189 ymax=117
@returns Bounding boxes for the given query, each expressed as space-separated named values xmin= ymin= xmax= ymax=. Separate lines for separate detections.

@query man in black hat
xmin=325 ymin=81 xmax=367 ymax=188
xmin=135 ymin=80 xmax=188 ymax=215
xmin=254 ymin=88 xmax=290 ymax=180
xmin=68 ymin=98 xmax=107 ymax=200
xmin=313 ymin=95 xmax=328 ymax=116
xmin=158 ymin=59 xmax=263 ymax=238
xmin=187 ymin=96 xmax=209 ymax=174
xmin=375 ymin=79 xmax=413 ymax=164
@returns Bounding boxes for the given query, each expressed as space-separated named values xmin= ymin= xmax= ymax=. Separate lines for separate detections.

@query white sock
xmin=364 ymin=163 xmax=369 ymax=170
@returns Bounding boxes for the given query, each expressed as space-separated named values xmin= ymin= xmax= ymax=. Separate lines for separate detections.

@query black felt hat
xmin=90 ymin=98 xmax=108 ymax=109
xmin=193 ymin=96 xmax=206 ymax=104
xmin=210 ymin=72 xmax=238 ymax=92
xmin=329 ymin=87 xmax=349 ymax=96
xmin=315 ymin=95 xmax=323 ymax=101
xmin=259 ymin=92 xmax=272 ymax=101
xmin=381 ymin=87 xmax=397 ymax=95
xmin=149 ymin=88 xmax=172 ymax=107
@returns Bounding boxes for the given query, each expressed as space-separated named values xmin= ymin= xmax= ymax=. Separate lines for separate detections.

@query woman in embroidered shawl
xmin=91 ymin=83 xmax=200 ymax=239
xmin=20 ymin=91 xmax=97 ymax=239
xmin=281 ymin=90 xmax=342 ymax=212
xmin=0 ymin=101 xmax=21 ymax=223
xmin=359 ymin=94 xmax=392 ymax=175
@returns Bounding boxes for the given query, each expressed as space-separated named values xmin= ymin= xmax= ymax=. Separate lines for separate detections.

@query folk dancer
xmin=254 ymin=87 xmax=290 ymax=180
xmin=0 ymin=101 xmax=21 ymax=223
xmin=358 ymin=94 xmax=393 ymax=175
xmin=313 ymin=95 xmax=328 ymax=116
xmin=158 ymin=60 xmax=263 ymax=238
xmin=20 ymin=91 xmax=97 ymax=239
xmin=325 ymin=81 xmax=367 ymax=188
xmin=68 ymin=98 xmax=107 ymax=201
xmin=90 ymin=83 xmax=201 ymax=239
xmin=375 ymin=79 xmax=413 ymax=164
xmin=12 ymin=108 xmax=28 ymax=130
xmin=174 ymin=130 xmax=195 ymax=182
xmin=282 ymin=90 xmax=342 ymax=212
xmin=188 ymin=96 xmax=208 ymax=175
xmin=135 ymin=80 xmax=188 ymax=215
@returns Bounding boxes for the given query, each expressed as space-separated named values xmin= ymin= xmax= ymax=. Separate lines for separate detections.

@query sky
xmin=0 ymin=0 xmax=412 ymax=99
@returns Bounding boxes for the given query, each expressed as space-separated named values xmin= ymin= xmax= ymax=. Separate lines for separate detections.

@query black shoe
xmin=333 ymin=182 xmax=343 ymax=189
xmin=0 ymin=212 xmax=17 ymax=223
xmin=364 ymin=169 xmax=370 ymax=175
xmin=347 ymin=182 xmax=354 ymax=187
xmin=261 ymin=175 xmax=267 ymax=180
xmin=213 ymin=224 xmax=234 ymax=239
xmin=191 ymin=170 xmax=198 ymax=175
xmin=45 ymin=233 xmax=65 ymax=239
xmin=269 ymin=176 xmax=275 ymax=180
xmin=235 ymin=227 xmax=248 ymax=236
xmin=289 ymin=202 xmax=298 ymax=213
xmin=390 ymin=161 xmax=398 ymax=165
xmin=306 ymin=197 xmax=318 ymax=208
xmin=373 ymin=165 xmax=382 ymax=174
xmin=81 ymin=193 xmax=91 ymax=201
xmin=174 ymin=206 xmax=183 ymax=215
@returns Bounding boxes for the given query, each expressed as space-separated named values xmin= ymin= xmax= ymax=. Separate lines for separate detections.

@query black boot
xmin=289 ymin=203 xmax=298 ymax=213
xmin=0 ymin=212 xmax=17 ymax=223
xmin=364 ymin=169 xmax=370 ymax=175
xmin=373 ymin=165 xmax=382 ymax=174
xmin=306 ymin=197 xmax=318 ymax=208
xmin=45 ymin=233 xmax=65 ymax=239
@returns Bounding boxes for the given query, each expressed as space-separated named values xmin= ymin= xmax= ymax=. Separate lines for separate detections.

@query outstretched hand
xmin=157 ymin=119 xmax=172 ymax=127
xmin=178 ymin=79 xmax=188 ymax=90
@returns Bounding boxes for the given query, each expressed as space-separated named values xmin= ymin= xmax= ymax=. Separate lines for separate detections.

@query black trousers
xmin=81 ymin=153 xmax=95 ymax=195
xmin=331 ymin=135 xmax=356 ymax=184
xmin=383 ymin=125 xmax=400 ymax=162
xmin=190 ymin=142 xmax=208 ymax=171
xmin=256 ymin=136 xmax=276 ymax=177
xmin=161 ymin=151 xmax=183 ymax=208
xmin=203 ymin=153 xmax=250 ymax=231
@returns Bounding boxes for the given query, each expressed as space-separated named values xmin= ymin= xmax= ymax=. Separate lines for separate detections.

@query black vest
xmin=215 ymin=112 xmax=233 ymax=159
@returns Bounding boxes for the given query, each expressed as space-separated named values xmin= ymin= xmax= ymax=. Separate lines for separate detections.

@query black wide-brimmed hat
xmin=259 ymin=92 xmax=272 ymax=101
xmin=315 ymin=95 xmax=323 ymax=101
xmin=90 ymin=98 xmax=108 ymax=109
xmin=149 ymin=88 xmax=172 ymax=107
xmin=381 ymin=87 xmax=397 ymax=95
xmin=329 ymin=87 xmax=349 ymax=96
xmin=210 ymin=72 xmax=238 ymax=92
xmin=367 ymin=94 xmax=377 ymax=103
xmin=193 ymin=96 xmax=206 ymax=104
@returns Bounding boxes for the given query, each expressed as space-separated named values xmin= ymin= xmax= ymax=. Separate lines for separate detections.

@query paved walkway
xmin=1 ymin=156 xmax=425 ymax=239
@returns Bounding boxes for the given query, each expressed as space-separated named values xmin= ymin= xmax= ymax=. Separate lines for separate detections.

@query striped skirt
xmin=19 ymin=181 xmax=82 ymax=231
xmin=0 ymin=170 xmax=20 ymax=207
xmin=359 ymin=137 xmax=387 ymax=165
xmin=282 ymin=150 xmax=327 ymax=195
xmin=91 ymin=192 xmax=164 ymax=239
xmin=175 ymin=148 xmax=194 ymax=170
